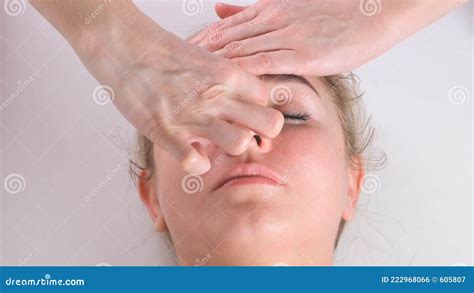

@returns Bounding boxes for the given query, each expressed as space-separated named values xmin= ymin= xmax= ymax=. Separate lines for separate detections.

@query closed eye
xmin=282 ymin=111 xmax=312 ymax=124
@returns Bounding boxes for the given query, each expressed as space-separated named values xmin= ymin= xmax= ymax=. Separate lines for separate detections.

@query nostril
xmin=253 ymin=134 xmax=262 ymax=146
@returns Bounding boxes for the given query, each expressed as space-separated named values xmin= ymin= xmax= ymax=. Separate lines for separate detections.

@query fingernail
xmin=179 ymin=149 xmax=207 ymax=174
xmin=190 ymin=158 xmax=211 ymax=175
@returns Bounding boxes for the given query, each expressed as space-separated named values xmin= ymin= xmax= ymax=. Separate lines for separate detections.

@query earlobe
xmin=342 ymin=161 xmax=365 ymax=221
xmin=137 ymin=170 xmax=168 ymax=233
xmin=153 ymin=217 xmax=167 ymax=232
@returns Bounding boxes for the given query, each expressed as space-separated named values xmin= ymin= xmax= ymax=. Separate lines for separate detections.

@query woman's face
xmin=139 ymin=75 xmax=363 ymax=266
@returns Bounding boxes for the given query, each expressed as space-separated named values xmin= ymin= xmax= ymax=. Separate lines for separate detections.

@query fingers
xmin=149 ymin=125 xmax=211 ymax=175
xmin=211 ymin=3 xmax=256 ymax=31
xmin=189 ymin=4 xmax=256 ymax=45
xmin=232 ymin=71 xmax=270 ymax=106
xmin=219 ymin=98 xmax=284 ymax=139
xmin=215 ymin=2 xmax=249 ymax=19
xmin=197 ymin=20 xmax=274 ymax=51
xmin=214 ymin=31 xmax=283 ymax=59
xmin=193 ymin=118 xmax=253 ymax=156
xmin=232 ymin=50 xmax=301 ymax=75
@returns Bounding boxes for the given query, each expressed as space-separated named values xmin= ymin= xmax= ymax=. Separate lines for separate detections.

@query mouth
xmin=213 ymin=163 xmax=285 ymax=191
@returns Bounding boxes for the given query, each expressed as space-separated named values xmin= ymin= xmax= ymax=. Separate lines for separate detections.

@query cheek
xmin=274 ymin=125 xmax=349 ymax=227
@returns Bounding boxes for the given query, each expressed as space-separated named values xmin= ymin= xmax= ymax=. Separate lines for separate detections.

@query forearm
xmin=378 ymin=0 xmax=467 ymax=43
xmin=28 ymin=0 xmax=168 ymax=60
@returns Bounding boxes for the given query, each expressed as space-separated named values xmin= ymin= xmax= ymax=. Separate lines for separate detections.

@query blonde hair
xmin=129 ymin=72 xmax=385 ymax=250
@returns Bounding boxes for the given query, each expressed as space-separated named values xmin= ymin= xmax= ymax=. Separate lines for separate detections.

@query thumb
xmin=215 ymin=2 xmax=249 ymax=19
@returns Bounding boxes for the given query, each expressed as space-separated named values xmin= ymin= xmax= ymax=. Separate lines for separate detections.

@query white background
xmin=1 ymin=0 xmax=472 ymax=266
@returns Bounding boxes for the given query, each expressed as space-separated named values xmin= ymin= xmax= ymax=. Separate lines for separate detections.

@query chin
xmin=205 ymin=206 xmax=288 ymax=256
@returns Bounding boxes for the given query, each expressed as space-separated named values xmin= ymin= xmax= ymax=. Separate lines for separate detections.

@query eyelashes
xmin=282 ymin=111 xmax=312 ymax=124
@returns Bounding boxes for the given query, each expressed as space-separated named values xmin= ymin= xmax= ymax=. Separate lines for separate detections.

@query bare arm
xmin=191 ymin=0 xmax=467 ymax=75
xmin=29 ymin=0 xmax=284 ymax=174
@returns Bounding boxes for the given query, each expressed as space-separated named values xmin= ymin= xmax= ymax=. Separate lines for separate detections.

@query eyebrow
xmin=265 ymin=74 xmax=321 ymax=99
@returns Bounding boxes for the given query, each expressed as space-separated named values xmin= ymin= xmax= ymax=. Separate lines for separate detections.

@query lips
xmin=213 ymin=163 xmax=285 ymax=191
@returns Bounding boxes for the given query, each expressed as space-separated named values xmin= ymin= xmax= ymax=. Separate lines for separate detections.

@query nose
xmin=247 ymin=133 xmax=272 ymax=154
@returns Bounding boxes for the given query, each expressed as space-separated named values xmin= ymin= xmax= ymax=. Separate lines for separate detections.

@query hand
xmin=191 ymin=0 xmax=464 ymax=76
xmin=77 ymin=5 xmax=284 ymax=175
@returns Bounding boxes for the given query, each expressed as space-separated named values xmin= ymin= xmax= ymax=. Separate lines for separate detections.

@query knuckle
xmin=207 ymin=22 xmax=221 ymax=35
xmin=226 ymin=41 xmax=241 ymax=55
xmin=207 ymin=30 xmax=225 ymax=49
xmin=256 ymin=52 xmax=272 ymax=69
xmin=200 ymin=83 xmax=230 ymax=101
xmin=220 ymin=67 xmax=240 ymax=89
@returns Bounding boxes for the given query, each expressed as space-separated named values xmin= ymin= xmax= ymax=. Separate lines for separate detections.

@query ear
xmin=342 ymin=159 xmax=365 ymax=221
xmin=215 ymin=2 xmax=249 ymax=19
xmin=137 ymin=170 xmax=168 ymax=232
